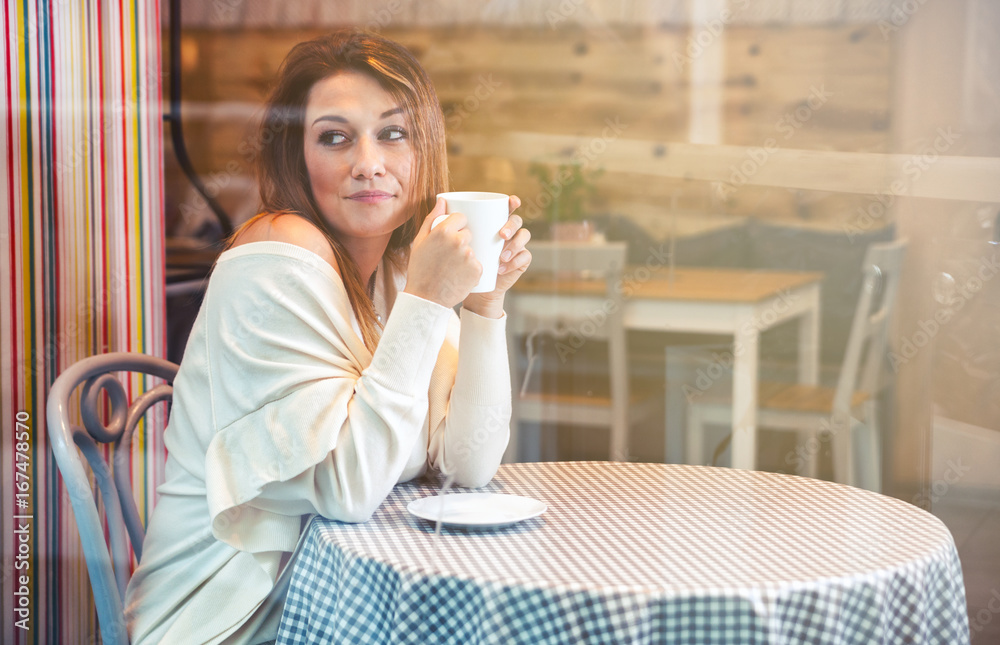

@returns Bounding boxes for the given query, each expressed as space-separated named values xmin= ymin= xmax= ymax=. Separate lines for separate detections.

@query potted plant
xmin=528 ymin=161 xmax=603 ymax=241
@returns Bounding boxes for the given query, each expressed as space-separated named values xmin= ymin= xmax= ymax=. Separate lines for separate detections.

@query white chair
xmin=46 ymin=352 xmax=178 ymax=645
xmin=506 ymin=241 xmax=658 ymax=462
xmin=683 ymin=239 xmax=907 ymax=490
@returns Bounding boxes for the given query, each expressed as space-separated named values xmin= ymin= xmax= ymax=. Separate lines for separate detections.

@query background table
xmin=508 ymin=267 xmax=823 ymax=468
xmin=276 ymin=462 xmax=968 ymax=644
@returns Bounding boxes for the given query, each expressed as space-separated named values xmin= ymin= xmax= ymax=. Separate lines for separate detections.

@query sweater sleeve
xmin=426 ymin=307 xmax=512 ymax=488
xmin=201 ymin=245 xmax=452 ymax=553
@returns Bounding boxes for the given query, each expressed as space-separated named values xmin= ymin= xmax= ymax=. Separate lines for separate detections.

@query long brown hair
xmin=248 ymin=29 xmax=449 ymax=350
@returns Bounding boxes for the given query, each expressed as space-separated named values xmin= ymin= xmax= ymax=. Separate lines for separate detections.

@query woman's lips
xmin=347 ymin=190 xmax=393 ymax=204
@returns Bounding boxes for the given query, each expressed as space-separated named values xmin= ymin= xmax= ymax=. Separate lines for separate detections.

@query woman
xmin=125 ymin=30 xmax=530 ymax=644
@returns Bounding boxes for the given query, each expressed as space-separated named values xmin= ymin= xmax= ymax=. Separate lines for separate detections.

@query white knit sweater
xmin=124 ymin=241 xmax=511 ymax=644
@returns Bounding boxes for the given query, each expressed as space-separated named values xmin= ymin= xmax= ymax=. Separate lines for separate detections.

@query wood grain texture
xmin=514 ymin=267 xmax=824 ymax=302
xmin=171 ymin=22 xmax=906 ymax=238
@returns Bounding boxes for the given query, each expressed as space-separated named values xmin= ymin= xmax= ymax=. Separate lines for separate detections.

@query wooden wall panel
xmin=171 ymin=23 xmax=894 ymax=237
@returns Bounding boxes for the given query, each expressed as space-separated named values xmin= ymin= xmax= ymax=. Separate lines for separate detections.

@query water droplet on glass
xmin=932 ymin=272 xmax=956 ymax=304
xmin=976 ymin=206 xmax=994 ymax=229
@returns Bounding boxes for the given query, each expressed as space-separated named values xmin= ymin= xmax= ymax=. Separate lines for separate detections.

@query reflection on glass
xmin=166 ymin=7 xmax=997 ymax=633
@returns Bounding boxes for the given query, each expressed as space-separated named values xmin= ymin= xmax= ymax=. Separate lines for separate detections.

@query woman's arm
xmin=200 ymin=247 xmax=456 ymax=549
xmin=426 ymin=307 xmax=511 ymax=488
xmin=426 ymin=198 xmax=532 ymax=486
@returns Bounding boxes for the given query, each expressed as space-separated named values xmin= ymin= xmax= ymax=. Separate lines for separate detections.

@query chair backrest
xmin=511 ymin=241 xmax=628 ymax=338
xmin=46 ymin=352 xmax=178 ymax=645
xmin=507 ymin=241 xmax=631 ymax=457
xmin=833 ymin=238 xmax=908 ymax=413
xmin=525 ymin=240 xmax=626 ymax=279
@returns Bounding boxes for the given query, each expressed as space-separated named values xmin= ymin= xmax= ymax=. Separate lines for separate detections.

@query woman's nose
xmin=351 ymin=136 xmax=385 ymax=180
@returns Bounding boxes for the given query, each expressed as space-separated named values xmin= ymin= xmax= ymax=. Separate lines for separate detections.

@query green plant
xmin=528 ymin=161 xmax=603 ymax=223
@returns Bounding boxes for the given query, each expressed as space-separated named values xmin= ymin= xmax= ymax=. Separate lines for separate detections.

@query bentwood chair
xmin=506 ymin=241 xmax=658 ymax=462
xmin=46 ymin=352 xmax=178 ymax=645
xmin=682 ymin=239 xmax=907 ymax=491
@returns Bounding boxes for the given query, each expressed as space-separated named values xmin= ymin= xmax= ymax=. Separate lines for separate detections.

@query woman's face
xmin=303 ymin=70 xmax=413 ymax=248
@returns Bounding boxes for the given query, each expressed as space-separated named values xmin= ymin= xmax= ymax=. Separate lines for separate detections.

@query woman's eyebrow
xmin=313 ymin=115 xmax=348 ymax=125
xmin=312 ymin=107 xmax=403 ymax=127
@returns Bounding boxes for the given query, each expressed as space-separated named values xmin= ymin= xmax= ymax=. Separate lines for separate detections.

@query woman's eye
xmin=318 ymin=131 xmax=348 ymax=146
xmin=380 ymin=126 xmax=407 ymax=141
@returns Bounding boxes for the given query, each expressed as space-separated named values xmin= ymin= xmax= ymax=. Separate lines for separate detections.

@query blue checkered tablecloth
xmin=275 ymin=462 xmax=969 ymax=644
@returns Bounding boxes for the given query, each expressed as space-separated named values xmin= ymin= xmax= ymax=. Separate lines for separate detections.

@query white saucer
xmin=407 ymin=493 xmax=547 ymax=529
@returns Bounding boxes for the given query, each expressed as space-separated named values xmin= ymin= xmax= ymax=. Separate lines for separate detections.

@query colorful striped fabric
xmin=2 ymin=1 xmax=164 ymax=643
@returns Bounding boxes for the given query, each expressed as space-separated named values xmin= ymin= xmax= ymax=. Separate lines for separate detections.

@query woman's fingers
xmin=499 ymin=248 xmax=531 ymax=276
xmin=414 ymin=197 xmax=447 ymax=243
xmin=500 ymin=226 xmax=530 ymax=262
xmin=507 ymin=194 xmax=521 ymax=216
xmin=499 ymin=228 xmax=531 ymax=274
xmin=499 ymin=213 xmax=523 ymax=241
xmin=406 ymin=202 xmax=481 ymax=307
xmin=423 ymin=197 xmax=446 ymax=228
xmin=438 ymin=211 xmax=468 ymax=233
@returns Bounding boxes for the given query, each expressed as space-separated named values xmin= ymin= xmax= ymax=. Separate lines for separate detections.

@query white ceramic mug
xmin=434 ymin=191 xmax=509 ymax=293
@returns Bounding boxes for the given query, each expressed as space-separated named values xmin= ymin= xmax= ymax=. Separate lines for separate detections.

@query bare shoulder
xmin=230 ymin=212 xmax=339 ymax=273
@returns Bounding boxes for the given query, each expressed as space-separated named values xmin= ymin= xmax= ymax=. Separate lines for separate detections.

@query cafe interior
xmin=3 ymin=0 xmax=999 ymax=642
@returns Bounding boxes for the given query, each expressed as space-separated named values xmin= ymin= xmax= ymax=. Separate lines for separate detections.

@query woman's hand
xmin=463 ymin=195 xmax=531 ymax=318
xmin=404 ymin=198 xmax=483 ymax=308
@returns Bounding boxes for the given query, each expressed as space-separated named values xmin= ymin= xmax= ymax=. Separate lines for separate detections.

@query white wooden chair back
xmin=511 ymin=241 xmax=627 ymax=339
xmin=506 ymin=241 xmax=630 ymax=460
xmin=833 ymin=238 xmax=908 ymax=414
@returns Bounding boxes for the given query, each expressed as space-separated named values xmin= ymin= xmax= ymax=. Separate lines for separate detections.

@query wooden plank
xmin=728 ymin=0 xmax=790 ymax=25
xmin=450 ymin=131 xmax=1000 ymax=202
xmin=788 ymin=0 xmax=845 ymax=24
xmin=515 ymin=267 xmax=824 ymax=303
xmin=178 ymin=0 xmax=896 ymax=28
xmin=844 ymin=0 xmax=895 ymax=22
xmin=721 ymin=74 xmax=890 ymax=114
xmin=403 ymin=26 xmax=688 ymax=83
xmin=171 ymin=21 xmax=924 ymax=235
xmin=726 ymin=26 xmax=890 ymax=74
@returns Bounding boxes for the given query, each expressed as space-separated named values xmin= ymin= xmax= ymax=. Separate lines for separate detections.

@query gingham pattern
xmin=276 ymin=462 xmax=970 ymax=644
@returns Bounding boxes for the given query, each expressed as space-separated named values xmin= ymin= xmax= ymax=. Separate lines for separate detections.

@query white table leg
xmin=730 ymin=319 xmax=759 ymax=470
xmin=798 ymin=285 xmax=821 ymax=386
xmin=664 ymin=347 xmax=687 ymax=463
xmin=796 ymin=286 xmax=821 ymax=479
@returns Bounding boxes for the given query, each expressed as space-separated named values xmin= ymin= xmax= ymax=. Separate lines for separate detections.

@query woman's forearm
xmin=431 ymin=306 xmax=512 ymax=487
xmin=234 ymin=291 xmax=455 ymax=523
xmin=462 ymin=292 xmax=505 ymax=319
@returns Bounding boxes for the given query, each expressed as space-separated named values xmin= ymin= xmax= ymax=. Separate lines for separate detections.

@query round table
xmin=276 ymin=462 xmax=969 ymax=644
